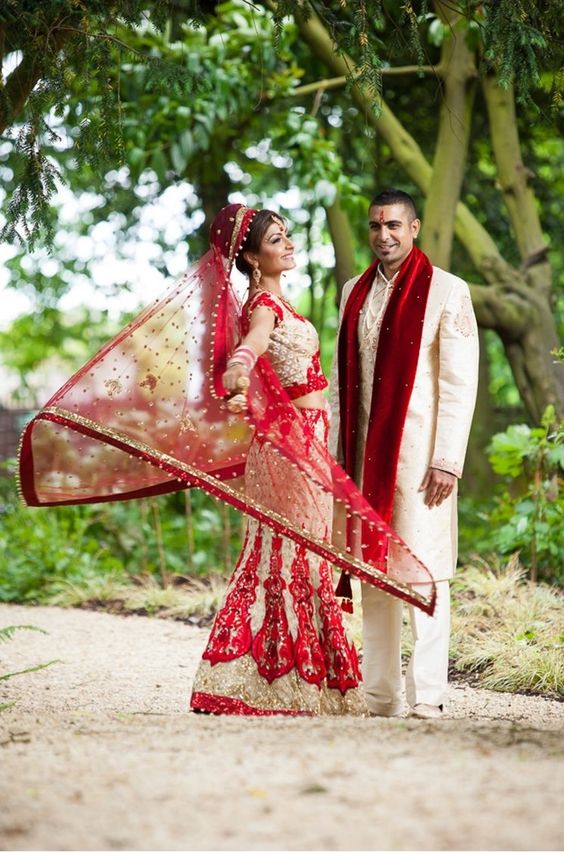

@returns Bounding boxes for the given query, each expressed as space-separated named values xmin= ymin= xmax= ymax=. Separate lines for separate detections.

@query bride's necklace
xmin=250 ymin=284 xmax=293 ymax=310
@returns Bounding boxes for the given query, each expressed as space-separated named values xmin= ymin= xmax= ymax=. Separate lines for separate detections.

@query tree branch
xmin=293 ymin=64 xmax=440 ymax=97
xmin=0 ymin=26 xmax=74 ymax=135
xmin=293 ymin=76 xmax=350 ymax=97
xmin=57 ymin=26 xmax=153 ymax=59
xmin=0 ymin=54 xmax=44 ymax=135
xmin=469 ymin=283 xmax=529 ymax=336
xmin=382 ymin=64 xmax=437 ymax=76
xmin=482 ymin=75 xmax=552 ymax=297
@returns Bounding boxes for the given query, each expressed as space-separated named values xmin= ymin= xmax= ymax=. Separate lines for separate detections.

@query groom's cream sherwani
xmin=329 ymin=265 xmax=479 ymax=583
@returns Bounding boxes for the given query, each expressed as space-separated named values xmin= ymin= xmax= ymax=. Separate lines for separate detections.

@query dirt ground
xmin=0 ymin=603 xmax=563 ymax=852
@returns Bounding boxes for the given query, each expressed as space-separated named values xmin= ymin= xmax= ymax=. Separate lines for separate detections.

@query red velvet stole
xmin=338 ymin=245 xmax=433 ymax=566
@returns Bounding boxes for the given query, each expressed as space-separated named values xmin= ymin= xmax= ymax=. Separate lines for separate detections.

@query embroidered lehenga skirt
xmin=190 ymin=407 xmax=367 ymax=716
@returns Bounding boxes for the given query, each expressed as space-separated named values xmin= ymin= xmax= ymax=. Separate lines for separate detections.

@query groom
xmin=330 ymin=189 xmax=479 ymax=718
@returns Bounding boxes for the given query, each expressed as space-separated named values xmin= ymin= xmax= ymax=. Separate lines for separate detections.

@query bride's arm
xmin=222 ymin=305 xmax=276 ymax=392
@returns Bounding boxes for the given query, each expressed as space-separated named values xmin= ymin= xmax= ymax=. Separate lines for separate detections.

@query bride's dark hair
xmin=235 ymin=209 xmax=285 ymax=277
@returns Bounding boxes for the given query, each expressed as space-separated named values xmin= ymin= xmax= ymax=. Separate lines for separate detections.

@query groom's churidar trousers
xmin=361 ymin=580 xmax=450 ymax=715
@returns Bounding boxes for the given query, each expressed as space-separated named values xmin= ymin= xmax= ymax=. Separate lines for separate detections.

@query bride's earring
xmin=252 ymin=264 xmax=262 ymax=285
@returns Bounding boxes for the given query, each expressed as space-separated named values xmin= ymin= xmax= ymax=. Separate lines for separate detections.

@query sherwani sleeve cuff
xmin=430 ymin=457 xmax=463 ymax=478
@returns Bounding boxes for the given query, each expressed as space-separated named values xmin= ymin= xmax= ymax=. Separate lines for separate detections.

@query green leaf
xmin=150 ymin=148 xmax=168 ymax=182
xmin=170 ymin=143 xmax=187 ymax=173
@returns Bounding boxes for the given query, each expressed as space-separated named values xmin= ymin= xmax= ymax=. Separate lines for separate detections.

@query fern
xmin=0 ymin=624 xmax=48 ymax=643
xmin=480 ymin=0 xmax=563 ymax=104
xmin=0 ymin=625 xmax=60 ymax=709
xmin=0 ymin=660 xmax=61 ymax=683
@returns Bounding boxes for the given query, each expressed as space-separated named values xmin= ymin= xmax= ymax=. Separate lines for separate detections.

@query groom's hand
xmin=419 ymin=467 xmax=456 ymax=508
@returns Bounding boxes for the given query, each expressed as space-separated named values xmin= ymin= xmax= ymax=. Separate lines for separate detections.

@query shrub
xmin=485 ymin=406 xmax=563 ymax=584
xmin=0 ymin=463 xmax=242 ymax=603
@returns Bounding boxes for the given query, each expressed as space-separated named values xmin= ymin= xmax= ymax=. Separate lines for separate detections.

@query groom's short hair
xmin=370 ymin=189 xmax=418 ymax=221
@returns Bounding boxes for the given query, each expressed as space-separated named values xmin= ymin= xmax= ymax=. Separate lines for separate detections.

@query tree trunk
xmin=421 ymin=1 xmax=477 ymax=268
xmin=196 ymin=170 xmax=231 ymax=238
xmin=482 ymin=77 xmax=551 ymax=291
xmin=325 ymin=195 xmax=356 ymax=302
xmin=482 ymin=77 xmax=563 ymax=420
xmin=305 ymin=210 xmax=317 ymax=324
xmin=503 ymin=302 xmax=564 ymax=422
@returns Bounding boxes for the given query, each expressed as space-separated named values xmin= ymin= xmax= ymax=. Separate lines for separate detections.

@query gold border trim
xmin=228 ymin=205 xmax=249 ymax=263
xmin=38 ymin=405 xmax=433 ymax=610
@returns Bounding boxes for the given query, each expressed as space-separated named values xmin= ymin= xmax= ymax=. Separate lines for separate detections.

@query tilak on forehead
xmin=378 ymin=209 xmax=386 ymax=223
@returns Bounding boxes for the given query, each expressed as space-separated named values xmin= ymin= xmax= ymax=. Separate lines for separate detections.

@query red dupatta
xmin=18 ymin=206 xmax=436 ymax=614
xmin=338 ymin=245 xmax=433 ymax=563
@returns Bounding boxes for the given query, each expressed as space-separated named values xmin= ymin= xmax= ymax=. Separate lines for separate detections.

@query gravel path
xmin=1 ymin=603 xmax=563 ymax=852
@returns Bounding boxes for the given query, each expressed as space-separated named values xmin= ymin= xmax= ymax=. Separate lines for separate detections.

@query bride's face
xmin=253 ymin=219 xmax=296 ymax=277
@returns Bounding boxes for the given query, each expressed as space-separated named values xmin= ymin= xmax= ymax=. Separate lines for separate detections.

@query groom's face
xmin=368 ymin=203 xmax=420 ymax=270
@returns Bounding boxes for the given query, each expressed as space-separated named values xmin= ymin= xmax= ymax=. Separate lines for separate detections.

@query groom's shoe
xmin=369 ymin=709 xmax=407 ymax=718
xmin=368 ymin=702 xmax=408 ymax=718
xmin=411 ymin=703 xmax=444 ymax=719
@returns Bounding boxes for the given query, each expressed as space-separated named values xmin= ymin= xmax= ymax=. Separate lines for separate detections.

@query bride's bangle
xmin=227 ymin=345 xmax=257 ymax=371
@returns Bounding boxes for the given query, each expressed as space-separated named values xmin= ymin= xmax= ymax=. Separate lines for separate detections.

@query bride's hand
xmin=224 ymin=372 xmax=250 ymax=413
xmin=222 ymin=363 xmax=249 ymax=393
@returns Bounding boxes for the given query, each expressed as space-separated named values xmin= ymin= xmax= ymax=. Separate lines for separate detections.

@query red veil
xmin=18 ymin=204 xmax=436 ymax=614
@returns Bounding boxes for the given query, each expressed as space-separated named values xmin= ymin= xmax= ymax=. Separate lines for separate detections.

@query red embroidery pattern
xmin=289 ymin=548 xmax=327 ymax=684
xmin=190 ymin=692 xmax=313 ymax=716
xmin=317 ymin=558 xmax=362 ymax=694
xmin=285 ymin=349 xmax=328 ymax=400
xmin=243 ymin=291 xmax=284 ymax=329
xmin=202 ymin=527 xmax=261 ymax=664
xmin=200 ymin=525 xmax=361 ymax=696
xmin=252 ymin=534 xmax=295 ymax=683
xmin=192 ymin=396 xmax=363 ymax=713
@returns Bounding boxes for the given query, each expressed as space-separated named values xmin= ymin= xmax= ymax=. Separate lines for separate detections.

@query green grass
xmin=45 ymin=572 xmax=228 ymax=624
xmin=121 ymin=574 xmax=227 ymax=619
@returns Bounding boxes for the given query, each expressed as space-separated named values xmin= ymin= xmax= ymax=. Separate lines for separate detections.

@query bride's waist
xmin=292 ymin=390 xmax=327 ymax=410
